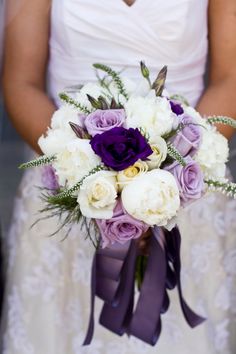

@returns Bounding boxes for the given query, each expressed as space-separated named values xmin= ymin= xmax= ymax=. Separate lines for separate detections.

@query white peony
xmin=76 ymin=78 xmax=138 ymax=108
xmin=53 ymin=139 xmax=101 ymax=188
xmin=194 ymin=125 xmax=229 ymax=179
xmin=117 ymin=160 xmax=149 ymax=191
xmin=121 ymin=169 xmax=180 ymax=226
xmin=125 ymin=96 xmax=175 ymax=143
xmin=75 ymin=76 xmax=151 ymax=109
xmin=38 ymin=128 xmax=75 ymax=156
xmin=51 ymin=106 xmax=83 ymax=132
xmin=77 ymin=171 xmax=118 ymax=219
xmin=109 ymin=77 xmax=151 ymax=103
xmin=147 ymin=137 xmax=168 ymax=169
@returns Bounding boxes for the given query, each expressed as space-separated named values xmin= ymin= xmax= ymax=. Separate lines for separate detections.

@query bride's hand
xmin=138 ymin=230 xmax=152 ymax=256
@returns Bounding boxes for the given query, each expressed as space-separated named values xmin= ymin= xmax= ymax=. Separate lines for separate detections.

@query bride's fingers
xmin=138 ymin=230 xmax=152 ymax=255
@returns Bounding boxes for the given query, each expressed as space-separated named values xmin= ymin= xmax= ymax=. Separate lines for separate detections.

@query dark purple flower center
xmin=90 ymin=127 xmax=152 ymax=171
xmin=170 ymin=101 xmax=184 ymax=116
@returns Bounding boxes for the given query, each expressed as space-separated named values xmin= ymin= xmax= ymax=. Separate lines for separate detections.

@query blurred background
xmin=0 ymin=100 xmax=236 ymax=238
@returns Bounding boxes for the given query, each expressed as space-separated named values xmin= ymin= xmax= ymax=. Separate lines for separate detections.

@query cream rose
xmin=125 ymin=96 xmax=175 ymax=143
xmin=117 ymin=160 xmax=149 ymax=191
xmin=77 ymin=171 xmax=118 ymax=219
xmin=147 ymin=137 xmax=168 ymax=169
xmin=121 ymin=169 xmax=180 ymax=226
xmin=53 ymin=139 xmax=101 ymax=188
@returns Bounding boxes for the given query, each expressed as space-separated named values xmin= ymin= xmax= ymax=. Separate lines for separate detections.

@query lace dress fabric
xmin=2 ymin=1 xmax=236 ymax=353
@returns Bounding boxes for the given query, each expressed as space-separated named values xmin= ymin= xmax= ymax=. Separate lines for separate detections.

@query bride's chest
xmin=51 ymin=0 xmax=208 ymax=54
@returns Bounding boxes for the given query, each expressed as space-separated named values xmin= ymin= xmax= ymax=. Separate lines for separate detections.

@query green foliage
xmin=205 ymin=179 xmax=236 ymax=198
xmin=48 ymin=165 xmax=107 ymax=203
xmin=140 ymin=61 xmax=152 ymax=88
xmin=19 ymin=155 xmax=56 ymax=169
xmin=59 ymin=92 xmax=91 ymax=114
xmin=167 ymin=143 xmax=186 ymax=166
xmin=136 ymin=255 xmax=148 ymax=291
xmin=93 ymin=63 xmax=129 ymax=100
xmin=207 ymin=115 xmax=236 ymax=129
xmin=36 ymin=191 xmax=100 ymax=247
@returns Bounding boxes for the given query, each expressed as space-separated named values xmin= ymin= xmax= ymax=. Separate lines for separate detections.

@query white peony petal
xmin=38 ymin=129 xmax=75 ymax=156
xmin=121 ymin=169 xmax=180 ymax=226
xmin=125 ymin=96 xmax=175 ymax=143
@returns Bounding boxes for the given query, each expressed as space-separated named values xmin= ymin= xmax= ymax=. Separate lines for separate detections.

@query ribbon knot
xmin=83 ymin=227 xmax=206 ymax=346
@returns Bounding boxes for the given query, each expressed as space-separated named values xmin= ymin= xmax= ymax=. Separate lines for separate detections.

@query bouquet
xmin=20 ymin=62 xmax=236 ymax=346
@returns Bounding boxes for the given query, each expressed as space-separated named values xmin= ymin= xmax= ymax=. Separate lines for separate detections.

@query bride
xmin=2 ymin=0 xmax=236 ymax=353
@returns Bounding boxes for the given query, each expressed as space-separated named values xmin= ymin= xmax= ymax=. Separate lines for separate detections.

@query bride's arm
xmin=2 ymin=0 xmax=55 ymax=153
xmin=196 ymin=0 xmax=236 ymax=139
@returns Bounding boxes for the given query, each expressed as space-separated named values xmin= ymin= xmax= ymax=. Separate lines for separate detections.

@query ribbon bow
xmin=83 ymin=227 xmax=205 ymax=346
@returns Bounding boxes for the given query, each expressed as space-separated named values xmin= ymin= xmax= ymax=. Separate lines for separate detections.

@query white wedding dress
xmin=2 ymin=1 xmax=236 ymax=353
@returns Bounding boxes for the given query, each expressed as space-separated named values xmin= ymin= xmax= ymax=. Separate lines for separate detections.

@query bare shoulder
xmin=3 ymin=0 xmax=52 ymax=88
xmin=208 ymin=0 xmax=236 ymax=83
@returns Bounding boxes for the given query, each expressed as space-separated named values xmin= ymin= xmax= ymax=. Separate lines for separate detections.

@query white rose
xmin=125 ymin=96 xmax=174 ymax=143
xmin=38 ymin=128 xmax=75 ymax=156
xmin=121 ymin=169 xmax=180 ymax=226
xmin=51 ymin=106 xmax=83 ymax=132
xmin=195 ymin=126 xmax=229 ymax=179
xmin=53 ymin=139 xmax=101 ymax=188
xmin=77 ymin=171 xmax=118 ymax=219
xmin=147 ymin=137 xmax=168 ymax=169
xmin=117 ymin=160 xmax=149 ymax=191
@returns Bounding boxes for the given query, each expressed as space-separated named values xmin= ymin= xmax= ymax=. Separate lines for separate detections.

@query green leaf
xmin=207 ymin=115 xmax=236 ymax=129
xmin=93 ymin=63 xmax=129 ymax=100
xmin=59 ymin=92 xmax=91 ymax=114
xmin=19 ymin=155 xmax=56 ymax=169
xmin=205 ymin=179 xmax=236 ymax=198
xmin=48 ymin=164 xmax=107 ymax=202
xmin=167 ymin=143 xmax=186 ymax=166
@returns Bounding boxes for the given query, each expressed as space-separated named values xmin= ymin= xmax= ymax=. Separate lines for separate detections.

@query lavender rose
xmin=166 ymin=157 xmax=204 ymax=206
xmin=84 ymin=109 xmax=126 ymax=136
xmin=172 ymin=114 xmax=201 ymax=157
xmin=41 ymin=165 xmax=59 ymax=193
xmin=90 ymin=127 xmax=152 ymax=171
xmin=96 ymin=200 xmax=149 ymax=248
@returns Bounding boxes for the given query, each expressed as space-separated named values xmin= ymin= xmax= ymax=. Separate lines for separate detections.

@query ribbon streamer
xmin=83 ymin=227 xmax=205 ymax=346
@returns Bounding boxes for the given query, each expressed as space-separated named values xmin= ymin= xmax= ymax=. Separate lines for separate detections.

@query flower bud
xmin=69 ymin=122 xmax=89 ymax=139
xmin=152 ymin=65 xmax=168 ymax=97
xmin=86 ymin=94 xmax=103 ymax=109
xmin=140 ymin=61 xmax=150 ymax=79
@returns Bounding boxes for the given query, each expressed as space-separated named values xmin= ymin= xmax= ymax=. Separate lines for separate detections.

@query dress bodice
xmin=48 ymin=0 xmax=208 ymax=107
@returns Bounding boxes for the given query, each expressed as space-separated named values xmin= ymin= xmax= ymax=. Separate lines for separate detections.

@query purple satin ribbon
xmin=83 ymin=227 xmax=206 ymax=346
